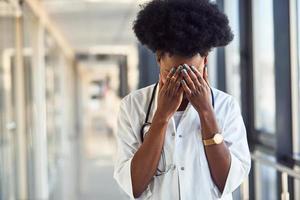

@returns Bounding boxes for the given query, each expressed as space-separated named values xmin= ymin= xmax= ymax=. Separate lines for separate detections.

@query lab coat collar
xmin=152 ymin=82 xmax=160 ymax=118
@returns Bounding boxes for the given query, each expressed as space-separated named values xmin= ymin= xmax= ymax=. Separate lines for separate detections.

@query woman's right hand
xmin=156 ymin=66 xmax=183 ymax=121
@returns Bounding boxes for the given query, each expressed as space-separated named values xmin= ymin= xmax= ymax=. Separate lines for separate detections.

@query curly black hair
xmin=132 ymin=0 xmax=234 ymax=57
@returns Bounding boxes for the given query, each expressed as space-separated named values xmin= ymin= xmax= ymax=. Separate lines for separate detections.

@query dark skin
xmin=131 ymin=52 xmax=231 ymax=198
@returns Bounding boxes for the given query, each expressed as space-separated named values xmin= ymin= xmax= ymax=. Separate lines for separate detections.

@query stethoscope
xmin=139 ymin=81 xmax=215 ymax=175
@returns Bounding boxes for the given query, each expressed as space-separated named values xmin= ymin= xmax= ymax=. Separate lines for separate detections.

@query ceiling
xmin=42 ymin=0 xmax=149 ymax=51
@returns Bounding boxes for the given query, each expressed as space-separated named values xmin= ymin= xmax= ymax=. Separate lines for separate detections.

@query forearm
xmin=199 ymin=109 xmax=231 ymax=192
xmin=131 ymin=112 xmax=169 ymax=198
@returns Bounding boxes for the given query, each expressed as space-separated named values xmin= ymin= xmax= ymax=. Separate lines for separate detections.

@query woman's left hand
xmin=180 ymin=64 xmax=213 ymax=114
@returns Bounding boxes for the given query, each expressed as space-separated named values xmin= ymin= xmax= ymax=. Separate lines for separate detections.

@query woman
xmin=114 ymin=0 xmax=251 ymax=199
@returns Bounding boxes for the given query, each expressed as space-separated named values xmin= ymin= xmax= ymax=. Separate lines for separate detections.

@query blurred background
xmin=0 ymin=0 xmax=300 ymax=199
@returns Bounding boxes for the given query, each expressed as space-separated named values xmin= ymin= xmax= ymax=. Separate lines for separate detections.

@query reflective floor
xmin=78 ymin=89 xmax=126 ymax=200
xmin=79 ymin=131 xmax=126 ymax=200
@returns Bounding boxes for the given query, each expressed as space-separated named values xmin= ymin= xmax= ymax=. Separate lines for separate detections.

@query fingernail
xmin=183 ymin=64 xmax=189 ymax=70
xmin=181 ymin=80 xmax=186 ymax=84
xmin=191 ymin=65 xmax=197 ymax=71
xmin=181 ymin=69 xmax=188 ymax=75
xmin=170 ymin=67 xmax=175 ymax=73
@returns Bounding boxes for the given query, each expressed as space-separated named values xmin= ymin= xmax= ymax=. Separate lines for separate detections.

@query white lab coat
xmin=113 ymin=83 xmax=251 ymax=200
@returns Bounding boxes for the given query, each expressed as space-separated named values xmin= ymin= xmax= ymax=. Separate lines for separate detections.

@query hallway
xmin=78 ymin=101 xmax=126 ymax=200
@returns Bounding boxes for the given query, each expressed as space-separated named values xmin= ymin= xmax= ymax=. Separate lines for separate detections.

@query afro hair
xmin=132 ymin=0 xmax=234 ymax=57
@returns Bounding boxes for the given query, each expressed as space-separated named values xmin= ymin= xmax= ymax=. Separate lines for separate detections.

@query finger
xmin=190 ymin=65 xmax=203 ymax=82
xmin=177 ymin=84 xmax=184 ymax=94
xmin=190 ymin=65 xmax=205 ymax=85
xmin=178 ymin=85 xmax=184 ymax=94
xmin=173 ymin=66 xmax=185 ymax=93
xmin=181 ymin=67 xmax=196 ymax=90
xmin=167 ymin=67 xmax=179 ymax=92
xmin=167 ymin=67 xmax=176 ymax=78
xmin=168 ymin=65 xmax=183 ymax=92
xmin=188 ymin=65 xmax=204 ymax=85
xmin=165 ymin=67 xmax=176 ymax=88
xmin=159 ymin=75 xmax=164 ymax=92
xmin=181 ymin=79 xmax=192 ymax=96
xmin=174 ymin=65 xmax=184 ymax=83
xmin=174 ymin=72 xmax=183 ymax=92
xmin=167 ymin=76 xmax=177 ymax=94
xmin=184 ymin=64 xmax=202 ymax=89
xmin=176 ymin=86 xmax=184 ymax=99
xmin=173 ymin=79 xmax=181 ymax=94
xmin=174 ymin=65 xmax=183 ymax=80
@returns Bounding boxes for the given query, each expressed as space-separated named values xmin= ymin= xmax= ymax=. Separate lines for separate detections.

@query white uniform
xmin=113 ymin=83 xmax=251 ymax=200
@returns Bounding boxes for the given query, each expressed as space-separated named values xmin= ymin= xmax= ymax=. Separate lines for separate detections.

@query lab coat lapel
xmin=177 ymin=102 xmax=201 ymax=135
xmin=151 ymin=82 xmax=160 ymax=121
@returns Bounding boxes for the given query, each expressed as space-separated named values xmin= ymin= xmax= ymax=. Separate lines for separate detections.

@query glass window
xmin=0 ymin=2 xmax=18 ymax=199
xmin=295 ymin=6 xmax=300 ymax=200
xmin=299 ymin=58 xmax=300 ymax=154
xmin=207 ymin=48 xmax=218 ymax=88
xmin=207 ymin=1 xmax=217 ymax=87
xmin=252 ymin=0 xmax=276 ymax=134
xmin=254 ymin=151 xmax=278 ymax=200
xmin=224 ymin=5 xmax=243 ymax=200
xmin=23 ymin=7 xmax=38 ymax=198
xmin=296 ymin=0 xmax=300 ymax=159
xmin=44 ymin=33 xmax=64 ymax=197
xmin=224 ymin=0 xmax=241 ymax=104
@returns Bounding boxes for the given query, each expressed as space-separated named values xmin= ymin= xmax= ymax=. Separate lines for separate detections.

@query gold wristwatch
xmin=203 ymin=133 xmax=223 ymax=146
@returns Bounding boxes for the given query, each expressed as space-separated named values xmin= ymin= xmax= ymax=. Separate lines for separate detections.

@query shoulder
xmin=211 ymin=87 xmax=241 ymax=114
xmin=118 ymin=84 xmax=156 ymax=135
xmin=120 ymin=83 xmax=156 ymax=113
xmin=211 ymin=87 xmax=233 ymax=103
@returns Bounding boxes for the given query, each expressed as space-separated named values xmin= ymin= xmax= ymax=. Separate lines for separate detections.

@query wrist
xmin=197 ymin=105 xmax=214 ymax=117
xmin=153 ymin=110 xmax=170 ymax=124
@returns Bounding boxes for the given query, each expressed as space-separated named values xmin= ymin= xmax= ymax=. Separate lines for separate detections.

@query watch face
xmin=214 ymin=134 xmax=223 ymax=144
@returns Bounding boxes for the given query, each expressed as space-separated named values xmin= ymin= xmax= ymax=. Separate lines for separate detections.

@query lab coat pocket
xmin=142 ymin=129 xmax=173 ymax=176
xmin=156 ymin=149 xmax=168 ymax=176
xmin=155 ymin=125 xmax=175 ymax=176
xmin=155 ymin=145 xmax=174 ymax=176
xmin=152 ymin=164 xmax=176 ymax=200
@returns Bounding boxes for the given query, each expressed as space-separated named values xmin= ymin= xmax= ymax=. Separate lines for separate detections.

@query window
xmin=254 ymin=151 xmax=278 ymax=200
xmin=296 ymin=0 xmax=300 ymax=160
xmin=207 ymin=48 xmax=218 ymax=88
xmin=224 ymin=0 xmax=241 ymax=104
xmin=223 ymin=2 xmax=243 ymax=199
xmin=252 ymin=0 xmax=276 ymax=134
xmin=44 ymin=32 xmax=65 ymax=197
xmin=207 ymin=0 xmax=218 ymax=88
xmin=0 ymin=3 xmax=18 ymax=199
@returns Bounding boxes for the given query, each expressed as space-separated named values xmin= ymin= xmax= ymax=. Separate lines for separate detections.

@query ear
xmin=204 ymin=56 xmax=208 ymax=65
xmin=156 ymin=54 xmax=160 ymax=63
xmin=156 ymin=51 xmax=163 ymax=64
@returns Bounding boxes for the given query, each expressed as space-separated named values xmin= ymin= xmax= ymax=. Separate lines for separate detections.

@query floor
xmin=79 ymin=114 xmax=127 ymax=200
